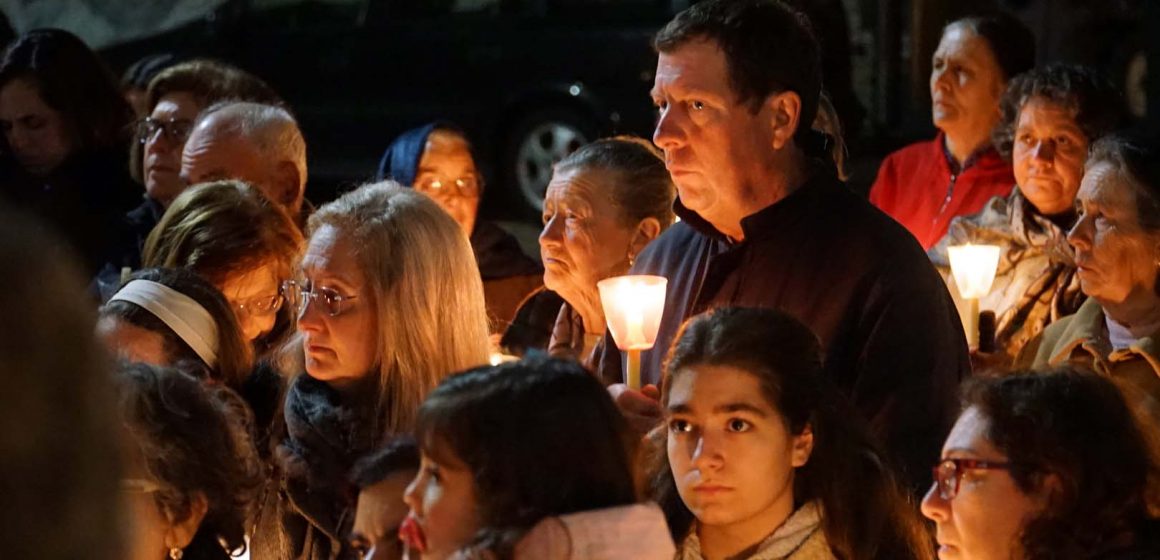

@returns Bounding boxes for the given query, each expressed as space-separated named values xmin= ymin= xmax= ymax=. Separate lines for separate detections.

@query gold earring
xmin=628 ymin=253 xmax=635 ymax=268
xmin=169 ymin=548 xmax=184 ymax=560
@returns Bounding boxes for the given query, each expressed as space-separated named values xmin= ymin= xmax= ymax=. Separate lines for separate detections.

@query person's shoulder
xmin=472 ymin=220 xmax=541 ymax=278
xmin=822 ymin=182 xmax=929 ymax=259
xmin=638 ymin=220 xmax=702 ymax=260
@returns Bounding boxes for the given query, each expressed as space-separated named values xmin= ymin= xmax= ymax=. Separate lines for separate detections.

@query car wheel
xmin=507 ymin=109 xmax=593 ymax=213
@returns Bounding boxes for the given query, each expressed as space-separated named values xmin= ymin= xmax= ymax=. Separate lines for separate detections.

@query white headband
xmin=108 ymin=279 xmax=220 ymax=367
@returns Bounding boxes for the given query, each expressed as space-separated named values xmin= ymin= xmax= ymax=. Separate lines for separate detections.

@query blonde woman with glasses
xmin=249 ymin=180 xmax=491 ymax=560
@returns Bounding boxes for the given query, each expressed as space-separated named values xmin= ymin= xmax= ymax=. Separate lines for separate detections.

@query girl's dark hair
xmin=555 ymin=135 xmax=676 ymax=229
xmin=416 ymin=357 xmax=638 ymax=559
xmin=99 ymin=267 xmax=253 ymax=389
xmin=962 ymin=368 xmax=1160 ymax=558
xmin=0 ymin=28 xmax=133 ymax=155
xmin=652 ymin=307 xmax=933 ymax=560
xmin=116 ymin=362 xmax=262 ymax=556
xmin=993 ymin=64 xmax=1124 ymax=159
xmin=947 ymin=13 xmax=1036 ymax=82
xmin=1086 ymin=131 xmax=1160 ymax=232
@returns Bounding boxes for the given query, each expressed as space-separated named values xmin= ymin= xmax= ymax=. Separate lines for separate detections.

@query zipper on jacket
xmin=934 ymin=172 xmax=958 ymax=227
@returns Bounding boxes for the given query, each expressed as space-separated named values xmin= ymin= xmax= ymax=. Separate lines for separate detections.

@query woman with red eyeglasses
xmin=922 ymin=367 xmax=1160 ymax=560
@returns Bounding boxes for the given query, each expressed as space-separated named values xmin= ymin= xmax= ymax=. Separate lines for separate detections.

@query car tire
xmin=503 ymin=107 xmax=596 ymax=216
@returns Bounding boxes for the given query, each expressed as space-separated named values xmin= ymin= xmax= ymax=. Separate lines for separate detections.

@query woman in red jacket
xmin=870 ymin=13 xmax=1035 ymax=249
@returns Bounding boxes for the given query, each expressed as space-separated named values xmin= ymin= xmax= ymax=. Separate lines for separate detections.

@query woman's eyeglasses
xmin=414 ymin=174 xmax=482 ymax=197
xmin=134 ymin=117 xmax=194 ymax=144
xmin=281 ymin=280 xmax=358 ymax=317
xmin=233 ymin=293 xmax=285 ymax=317
xmin=931 ymin=458 xmax=1015 ymax=500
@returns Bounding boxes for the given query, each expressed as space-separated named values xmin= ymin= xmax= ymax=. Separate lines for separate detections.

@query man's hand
xmin=608 ymin=383 xmax=663 ymax=438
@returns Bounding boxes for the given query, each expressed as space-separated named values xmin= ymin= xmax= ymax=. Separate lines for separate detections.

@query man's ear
xmin=271 ymin=160 xmax=303 ymax=212
xmin=629 ymin=217 xmax=663 ymax=260
xmin=765 ymin=90 xmax=802 ymax=151
xmin=790 ymin=423 xmax=814 ymax=468
xmin=164 ymin=492 xmax=209 ymax=552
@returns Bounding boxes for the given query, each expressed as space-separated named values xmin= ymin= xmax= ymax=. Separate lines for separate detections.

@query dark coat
xmin=0 ymin=148 xmax=138 ymax=277
xmin=595 ymin=164 xmax=970 ymax=491
xmin=250 ymin=375 xmax=380 ymax=560
xmin=92 ymin=195 xmax=164 ymax=300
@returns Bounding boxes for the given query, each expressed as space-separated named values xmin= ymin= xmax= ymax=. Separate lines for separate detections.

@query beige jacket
xmin=1021 ymin=298 xmax=1160 ymax=419
xmin=930 ymin=188 xmax=1083 ymax=362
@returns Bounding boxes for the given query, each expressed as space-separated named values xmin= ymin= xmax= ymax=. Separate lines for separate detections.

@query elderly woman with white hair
xmin=249 ymin=181 xmax=491 ymax=560
xmin=1022 ymin=132 xmax=1160 ymax=415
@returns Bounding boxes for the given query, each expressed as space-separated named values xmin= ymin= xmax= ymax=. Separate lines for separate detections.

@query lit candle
xmin=597 ymin=275 xmax=668 ymax=389
xmin=947 ymin=243 xmax=1001 ymax=349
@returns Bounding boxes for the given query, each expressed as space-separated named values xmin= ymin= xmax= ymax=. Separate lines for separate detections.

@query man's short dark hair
xmin=993 ymin=64 xmax=1124 ymax=159
xmin=653 ymin=0 xmax=822 ymax=142
xmin=350 ymin=437 xmax=420 ymax=490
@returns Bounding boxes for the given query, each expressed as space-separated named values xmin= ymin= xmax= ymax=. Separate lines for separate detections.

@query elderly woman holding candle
xmin=527 ymin=136 xmax=675 ymax=370
xmin=1021 ymin=132 xmax=1160 ymax=412
xmin=931 ymin=65 xmax=1123 ymax=363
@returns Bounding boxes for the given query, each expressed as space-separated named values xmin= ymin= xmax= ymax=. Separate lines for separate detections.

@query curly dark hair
xmin=961 ymin=367 xmax=1160 ymax=558
xmin=116 ymin=361 xmax=263 ymax=556
xmin=0 ymin=28 xmax=133 ymax=156
xmin=415 ymin=357 xmax=638 ymax=559
xmin=651 ymin=307 xmax=933 ymax=560
xmin=99 ymin=267 xmax=253 ymax=389
xmin=993 ymin=64 xmax=1124 ymax=159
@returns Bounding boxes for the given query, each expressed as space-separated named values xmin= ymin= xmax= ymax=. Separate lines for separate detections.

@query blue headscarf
xmin=375 ymin=121 xmax=466 ymax=186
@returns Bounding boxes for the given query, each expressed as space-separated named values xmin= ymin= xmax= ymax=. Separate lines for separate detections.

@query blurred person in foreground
xmin=0 ymin=205 xmax=121 ymax=559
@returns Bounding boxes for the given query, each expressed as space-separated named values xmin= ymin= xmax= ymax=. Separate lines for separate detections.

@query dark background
xmin=2 ymin=0 xmax=1152 ymax=224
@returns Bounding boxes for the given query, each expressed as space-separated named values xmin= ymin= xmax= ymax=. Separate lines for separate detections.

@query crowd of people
xmin=1 ymin=1 xmax=1159 ymax=559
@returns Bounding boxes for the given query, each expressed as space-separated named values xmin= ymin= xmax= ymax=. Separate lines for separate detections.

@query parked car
xmin=96 ymin=0 xmax=686 ymax=219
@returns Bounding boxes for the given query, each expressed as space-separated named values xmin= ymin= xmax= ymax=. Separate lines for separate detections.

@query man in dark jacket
xmin=599 ymin=0 xmax=970 ymax=491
